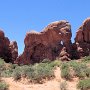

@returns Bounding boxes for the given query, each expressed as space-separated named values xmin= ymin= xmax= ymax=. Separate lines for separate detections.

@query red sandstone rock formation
xmin=16 ymin=20 xmax=72 ymax=64
xmin=0 ymin=30 xmax=11 ymax=62
xmin=1 ymin=18 xmax=90 ymax=64
xmin=9 ymin=41 xmax=18 ymax=63
xmin=75 ymin=18 xmax=90 ymax=58
xmin=0 ymin=30 xmax=18 ymax=62
xmin=59 ymin=47 xmax=71 ymax=61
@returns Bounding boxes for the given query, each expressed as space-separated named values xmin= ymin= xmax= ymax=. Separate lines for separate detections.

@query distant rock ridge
xmin=1 ymin=17 xmax=90 ymax=64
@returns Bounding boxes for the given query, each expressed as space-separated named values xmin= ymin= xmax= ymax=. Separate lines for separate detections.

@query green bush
xmin=77 ymin=79 xmax=90 ymax=90
xmin=60 ymin=81 xmax=67 ymax=90
xmin=73 ymin=63 xmax=87 ymax=78
xmin=0 ymin=63 xmax=17 ymax=77
xmin=36 ymin=63 xmax=54 ymax=78
xmin=49 ymin=60 xmax=61 ymax=67
xmin=0 ymin=58 xmax=5 ymax=71
xmin=61 ymin=63 xmax=71 ymax=80
xmin=12 ymin=67 xmax=21 ymax=80
xmin=42 ymin=59 xmax=61 ymax=67
xmin=12 ymin=62 xmax=55 ymax=83
xmin=13 ymin=71 xmax=21 ymax=81
xmin=1 ymin=69 xmax=13 ymax=77
xmin=0 ymin=58 xmax=59 ymax=83
xmin=0 ymin=58 xmax=5 ymax=66
xmin=0 ymin=81 xmax=9 ymax=90
xmin=8 ymin=63 xmax=18 ymax=69
xmin=27 ymin=63 xmax=54 ymax=83
xmin=69 ymin=61 xmax=87 ymax=78
xmin=21 ymin=65 xmax=35 ymax=78
xmin=82 ymin=56 xmax=90 ymax=63
xmin=84 ymin=68 xmax=90 ymax=77
xmin=69 ymin=60 xmax=79 ymax=68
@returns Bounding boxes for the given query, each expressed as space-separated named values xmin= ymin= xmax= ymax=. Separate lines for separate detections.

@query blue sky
xmin=0 ymin=0 xmax=90 ymax=54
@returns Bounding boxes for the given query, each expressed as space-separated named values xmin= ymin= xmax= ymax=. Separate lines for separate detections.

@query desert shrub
xmin=12 ymin=62 xmax=55 ymax=83
xmin=41 ymin=58 xmax=51 ymax=63
xmin=25 ymin=67 xmax=35 ymax=79
xmin=35 ymin=63 xmax=54 ymax=78
xmin=21 ymin=65 xmax=34 ymax=78
xmin=82 ymin=56 xmax=90 ymax=63
xmin=49 ymin=60 xmax=61 ymax=67
xmin=0 ymin=58 xmax=58 ymax=83
xmin=60 ymin=81 xmax=67 ymax=90
xmin=1 ymin=69 xmax=13 ymax=77
xmin=12 ymin=65 xmax=33 ymax=80
xmin=0 ymin=58 xmax=5 ymax=71
xmin=77 ymin=79 xmax=90 ymax=90
xmin=69 ymin=60 xmax=79 ymax=68
xmin=12 ymin=66 xmax=21 ymax=80
xmin=69 ymin=61 xmax=87 ymax=78
xmin=0 ymin=81 xmax=9 ymax=90
xmin=61 ymin=63 xmax=71 ymax=80
xmin=0 ymin=71 xmax=1 ymax=81
xmin=0 ymin=58 xmax=5 ymax=66
xmin=13 ymin=71 xmax=21 ymax=81
xmin=69 ymin=60 xmax=90 ymax=78
xmin=27 ymin=63 xmax=54 ymax=83
xmin=0 ymin=63 xmax=18 ymax=77
xmin=8 ymin=63 xmax=18 ymax=69
xmin=73 ymin=63 xmax=87 ymax=78
xmin=42 ymin=59 xmax=61 ymax=67
xmin=84 ymin=68 xmax=90 ymax=77
xmin=0 ymin=59 xmax=4 ymax=80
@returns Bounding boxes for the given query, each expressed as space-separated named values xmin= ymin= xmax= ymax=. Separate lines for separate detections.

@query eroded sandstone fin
xmin=16 ymin=20 xmax=72 ymax=64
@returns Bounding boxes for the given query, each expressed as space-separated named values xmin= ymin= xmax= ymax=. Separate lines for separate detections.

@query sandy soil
xmin=2 ymin=67 xmax=78 ymax=90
